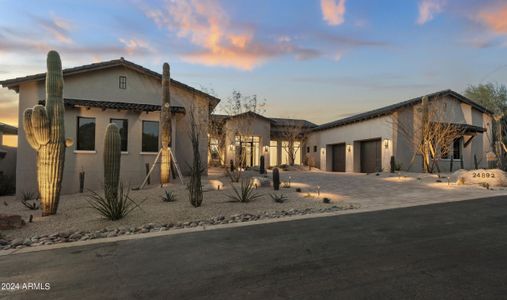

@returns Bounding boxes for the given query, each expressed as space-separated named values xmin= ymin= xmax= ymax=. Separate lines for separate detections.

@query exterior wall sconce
xmin=347 ymin=145 xmax=352 ymax=152
xmin=384 ymin=139 xmax=391 ymax=149
xmin=263 ymin=145 xmax=269 ymax=152
xmin=321 ymin=148 xmax=325 ymax=154
xmin=229 ymin=144 xmax=235 ymax=151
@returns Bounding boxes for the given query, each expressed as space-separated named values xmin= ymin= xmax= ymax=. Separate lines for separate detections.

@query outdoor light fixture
xmin=229 ymin=144 xmax=235 ymax=151
xmin=263 ymin=145 xmax=269 ymax=152
xmin=347 ymin=145 xmax=352 ymax=153
xmin=384 ymin=139 xmax=390 ymax=149
xmin=317 ymin=185 xmax=320 ymax=196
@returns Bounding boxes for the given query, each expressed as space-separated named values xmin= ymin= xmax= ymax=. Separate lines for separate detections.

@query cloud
xmin=478 ymin=4 xmax=507 ymax=34
xmin=141 ymin=0 xmax=324 ymax=70
xmin=417 ymin=0 xmax=445 ymax=25
xmin=119 ymin=38 xmax=155 ymax=55
xmin=32 ymin=14 xmax=74 ymax=44
xmin=320 ymin=0 xmax=347 ymax=26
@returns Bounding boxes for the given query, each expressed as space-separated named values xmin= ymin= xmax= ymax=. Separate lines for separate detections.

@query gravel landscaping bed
xmin=0 ymin=204 xmax=357 ymax=251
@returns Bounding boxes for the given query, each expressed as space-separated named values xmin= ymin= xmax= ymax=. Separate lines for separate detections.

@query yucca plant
xmin=87 ymin=183 xmax=143 ymax=221
xmin=162 ymin=189 xmax=177 ymax=202
xmin=270 ymin=193 xmax=288 ymax=203
xmin=227 ymin=179 xmax=262 ymax=203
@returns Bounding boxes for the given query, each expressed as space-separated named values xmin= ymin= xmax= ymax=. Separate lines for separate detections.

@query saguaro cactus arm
xmin=23 ymin=108 xmax=40 ymax=150
xmin=31 ymin=105 xmax=51 ymax=146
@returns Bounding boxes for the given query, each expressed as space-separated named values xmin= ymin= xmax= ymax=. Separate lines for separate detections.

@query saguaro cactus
xmin=23 ymin=51 xmax=71 ymax=216
xmin=160 ymin=63 xmax=172 ymax=184
xmin=104 ymin=123 xmax=121 ymax=201
xmin=260 ymin=155 xmax=265 ymax=174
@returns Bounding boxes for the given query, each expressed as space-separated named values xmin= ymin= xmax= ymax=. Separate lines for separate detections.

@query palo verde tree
xmin=23 ymin=50 xmax=72 ymax=216
xmin=278 ymin=119 xmax=308 ymax=166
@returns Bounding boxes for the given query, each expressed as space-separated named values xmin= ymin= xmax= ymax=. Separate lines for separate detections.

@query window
xmin=76 ymin=117 xmax=96 ymax=151
xmin=270 ymin=141 xmax=278 ymax=166
xmin=110 ymin=119 xmax=128 ymax=152
xmin=452 ymin=138 xmax=461 ymax=160
xmin=119 ymin=76 xmax=127 ymax=89
xmin=313 ymin=145 xmax=317 ymax=152
xmin=306 ymin=146 xmax=310 ymax=153
xmin=142 ymin=121 xmax=159 ymax=152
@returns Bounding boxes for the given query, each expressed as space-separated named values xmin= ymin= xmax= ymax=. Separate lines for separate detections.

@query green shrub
xmin=323 ymin=197 xmax=331 ymax=204
xmin=227 ymin=180 xmax=262 ymax=203
xmin=21 ymin=192 xmax=39 ymax=210
xmin=87 ymin=183 xmax=144 ymax=220
xmin=270 ymin=193 xmax=288 ymax=203
xmin=162 ymin=190 xmax=177 ymax=202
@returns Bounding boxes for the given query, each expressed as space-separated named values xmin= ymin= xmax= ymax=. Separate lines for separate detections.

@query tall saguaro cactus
xmin=23 ymin=51 xmax=71 ymax=216
xmin=104 ymin=123 xmax=121 ymax=201
xmin=160 ymin=62 xmax=172 ymax=184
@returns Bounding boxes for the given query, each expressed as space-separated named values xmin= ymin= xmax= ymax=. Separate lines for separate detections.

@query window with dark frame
xmin=76 ymin=117 xmax=96 ymax=151
xmin=110 ymin=119 xmax=128 ymax=152
xmin=313 ymin=145 xmax=317 ymax=152
xmin=453 ymin=138 xmax=462 ymax=160
xmin=119 ymin=76 xmax=127 ymax=89
xmin=307 ymin=146 xmax=310 ymax=153
xmin=142 ymin=121 xmax=159 ymax=153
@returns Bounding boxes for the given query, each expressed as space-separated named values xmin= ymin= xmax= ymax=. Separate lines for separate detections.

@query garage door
xmin=332 ymin=143 xmax=346 ymax=172
xmin=360 ymin=139 xmax=381 ymax=173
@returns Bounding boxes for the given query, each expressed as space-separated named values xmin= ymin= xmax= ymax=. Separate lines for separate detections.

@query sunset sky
xmin=1 ymin=0 xmax=507 ymax=147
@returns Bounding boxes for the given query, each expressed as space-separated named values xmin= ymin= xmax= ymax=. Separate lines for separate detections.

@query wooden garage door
xmin=360 ymin=139 xmax=381 ymax=173
xmin=332 ymin=143 xmax=346 ymax=172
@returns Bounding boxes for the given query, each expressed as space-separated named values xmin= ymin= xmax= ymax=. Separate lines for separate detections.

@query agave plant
xmin=227 ymin=179 xmax=262 ymax=203
xmin=270 ymin=193 xmax=288 ymax=203
xmin=162 ymin=189 xmax=177 ymax=202
xmin=87 ymin=183 xmax=144 ymax=220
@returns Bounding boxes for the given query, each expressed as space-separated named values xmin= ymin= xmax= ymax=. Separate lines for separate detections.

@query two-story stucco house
xmin=0 ymin=58 xmax=220 ymax=198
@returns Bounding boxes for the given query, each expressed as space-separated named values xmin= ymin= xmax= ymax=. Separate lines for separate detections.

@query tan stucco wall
xmin=15 ymin=67 xmax=211 ymax=197
xmin=307 ymin=115 xmax=394 ymax=172
xmin=223 ymin=116 xmax=271 ymax=168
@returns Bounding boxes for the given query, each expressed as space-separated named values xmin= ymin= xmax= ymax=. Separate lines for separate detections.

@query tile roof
xmin=0 ymin=57 xmax=220 ymax=109
xmin=38 ymin=98 xmax=186 ymax=114
xmin=0 ymin=122 xmax=17 ymax=135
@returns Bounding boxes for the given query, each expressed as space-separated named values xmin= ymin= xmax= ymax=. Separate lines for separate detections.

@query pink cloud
xmin=417 ymin=0 xmax=445 ymax=25
xmin=320 ymin=0 xmax=347 ymax=26
xmin=478 ymin=4 xmax=507 ymax=34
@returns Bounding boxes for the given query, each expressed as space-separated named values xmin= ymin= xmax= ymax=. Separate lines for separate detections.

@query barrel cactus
xmin=104 ymin=123 xmax=121 ymax=201
xmin=23 ymin=51 xmax=72 ymax=216
xmin=160 ymin=62 xmax=172 ymax=184
xmin=273 ymin=167 xmax=280 ymax=190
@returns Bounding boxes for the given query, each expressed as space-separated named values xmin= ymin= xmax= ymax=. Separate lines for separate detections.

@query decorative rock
xmin=451 ymin=169 xmax=507 ymax=187
xmin=0 ymin=214 xmax=25 ymax=230
xmin=250 ymin=177 xmax=271 ymax=188
xmin=10 ymin=238 xmax=24 ymax=247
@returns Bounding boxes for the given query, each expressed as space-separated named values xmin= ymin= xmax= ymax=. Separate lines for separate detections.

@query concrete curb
xmin=1 ymin=194 xmax=504 ymax=256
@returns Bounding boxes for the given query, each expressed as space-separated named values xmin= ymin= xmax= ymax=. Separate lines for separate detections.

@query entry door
xmin=332 ymin=143 xmax=346 ymax=172
xmin=360 ymin=139 xmax=381 ymax=173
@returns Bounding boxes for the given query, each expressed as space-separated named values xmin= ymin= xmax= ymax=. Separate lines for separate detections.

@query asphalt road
xmin=2 ymin=196 xmax=507 ymax=300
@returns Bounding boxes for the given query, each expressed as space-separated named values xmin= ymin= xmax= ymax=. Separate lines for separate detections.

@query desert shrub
xmin=323 ymin=197 xmax=331 ymax=204
xmin=279 ymin=164 xmax=289 ymax=171
xmin=227 ymin=179 xmax=262 ymax=203
xmin=270 ymin=193 xmax=288 ymax=203
xmin=225 ymin=168 xmax=242 ymax=183
xmin=162 ymin=190 xmax=177 ymax=202
xmin=295 ymin=187 xmax=302 ymax=193
xmin=0 ymin=174 xmax=15 ymax=196
xmin=87 ymin=183 xmax=144 ymax=220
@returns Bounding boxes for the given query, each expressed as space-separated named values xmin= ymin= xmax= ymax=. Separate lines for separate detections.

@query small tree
xmin=393 ymin=96 xmax=465 ymax=173
xmin=278 ymin=119 xmax=307 ymax=166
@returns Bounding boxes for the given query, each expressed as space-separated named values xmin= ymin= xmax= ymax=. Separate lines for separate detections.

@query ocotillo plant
xmin=23 ymin=50 xmax=71 ymax=216
xmin=273 ymin=167 xmax=280 ymax=190
xmin=160 ymin=63 xmax=172 ymax=184
xmin=104 ymin=123 xmax=121 ymax=201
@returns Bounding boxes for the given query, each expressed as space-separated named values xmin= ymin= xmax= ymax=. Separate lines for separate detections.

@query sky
xmin=1 ymin=0 xmax=507 ymax=146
